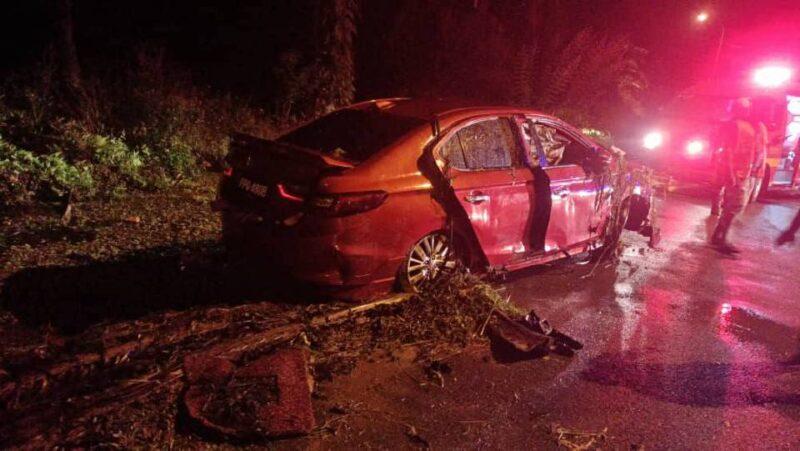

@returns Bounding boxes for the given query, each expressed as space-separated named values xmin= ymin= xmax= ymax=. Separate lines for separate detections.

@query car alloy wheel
xmin=404 ymin=232 xmax=457 ymax=292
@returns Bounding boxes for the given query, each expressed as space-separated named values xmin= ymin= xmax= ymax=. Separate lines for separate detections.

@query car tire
xmin=397 ymin=231 xmax=463 ymax=293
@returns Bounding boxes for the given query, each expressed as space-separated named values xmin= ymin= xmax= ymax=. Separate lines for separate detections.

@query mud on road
xmin=2 ymin=183 xmax=800 ymax=449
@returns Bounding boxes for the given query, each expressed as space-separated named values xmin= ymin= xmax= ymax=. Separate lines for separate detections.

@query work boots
xmin=711 ymin=216 xmax=740 ymax=255
xmin=776 ymin=229 xmax=796 ymax=246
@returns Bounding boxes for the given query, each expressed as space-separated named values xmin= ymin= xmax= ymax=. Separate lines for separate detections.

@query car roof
xmin=346 ymin=98 xmax=596 ymax=148
xmin=349 ymin=97 xmax=555 ymax=123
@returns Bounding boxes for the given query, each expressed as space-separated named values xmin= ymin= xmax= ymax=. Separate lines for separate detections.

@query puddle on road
xmin=718 ymin=304 xmax=795 ymax=347
xmin=581 ymin=351 xmax=800 ymax=409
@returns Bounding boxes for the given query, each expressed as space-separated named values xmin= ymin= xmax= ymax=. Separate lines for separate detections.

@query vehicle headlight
xmin=643 ymin=131 xmax=664 ymax=150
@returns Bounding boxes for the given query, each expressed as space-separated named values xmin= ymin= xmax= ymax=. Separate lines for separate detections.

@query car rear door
xmin=437 ymin=117 xmax=530 ymax=266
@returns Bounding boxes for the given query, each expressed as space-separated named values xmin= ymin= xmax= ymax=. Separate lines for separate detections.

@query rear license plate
xmin=238 ymin=177 xmax=269 ymax=198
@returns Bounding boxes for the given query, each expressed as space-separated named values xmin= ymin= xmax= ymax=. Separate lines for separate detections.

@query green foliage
xmin=0 ymin=134 xmax=93 ymax=206
xmin=0 ymin=47 xmax=274 ymax=207
xmin=117 ymin=48 xmax=273 ymax=165
xmin=85 ymin=134 xmax=144 ymax=179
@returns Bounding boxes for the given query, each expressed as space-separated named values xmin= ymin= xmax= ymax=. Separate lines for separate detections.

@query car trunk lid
xmin=219 ymin=133 xmax=353 ymax=218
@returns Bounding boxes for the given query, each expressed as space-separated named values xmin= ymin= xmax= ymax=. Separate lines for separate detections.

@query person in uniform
xmin=710 ymin=98 xmax=763 ymax=254
xmin=745 ymin=116 xmax=768 ymax=205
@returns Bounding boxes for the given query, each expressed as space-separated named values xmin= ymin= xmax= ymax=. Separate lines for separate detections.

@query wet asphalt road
xmin=499 ymin=188 xmax=800 ymax=449
xmin=317 ymin=188 xmax=800 ymax=450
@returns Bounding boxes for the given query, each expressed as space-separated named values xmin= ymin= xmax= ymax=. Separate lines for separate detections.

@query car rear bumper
xmin=218 ymin=201 xmax=398 ymax=288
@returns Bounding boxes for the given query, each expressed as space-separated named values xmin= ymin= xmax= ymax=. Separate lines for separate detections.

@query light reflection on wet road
xmin=503 ymin=190 xmax=800 ymax=448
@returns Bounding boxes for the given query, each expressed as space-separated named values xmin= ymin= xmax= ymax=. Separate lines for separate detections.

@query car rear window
xmin=278 ymin=108 xmax=427 ymax=163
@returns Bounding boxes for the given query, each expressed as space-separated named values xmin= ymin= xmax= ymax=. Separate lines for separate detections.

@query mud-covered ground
xmin=300 ymin=186 xmax=800 ymax=450
xmin=2 ymin=180 xmax=800 ymax=449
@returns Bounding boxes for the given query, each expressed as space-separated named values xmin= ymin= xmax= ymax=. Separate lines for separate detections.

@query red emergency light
xmin=753 ymin=65 xmax=792 ymax=88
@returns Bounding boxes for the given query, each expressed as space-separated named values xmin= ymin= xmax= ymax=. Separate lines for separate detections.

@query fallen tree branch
xmin=309 ymin=294 xmax=412 ymax=327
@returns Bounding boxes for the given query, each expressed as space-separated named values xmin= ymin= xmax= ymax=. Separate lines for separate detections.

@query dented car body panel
xmin=216 ymin=98 xmax=651 ymax=293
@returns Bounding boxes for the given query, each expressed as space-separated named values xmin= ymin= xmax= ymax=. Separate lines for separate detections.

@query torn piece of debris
xmin=488 ymin=313 xmax=551 ymax=353
xmin=184 ymin=347 xmax=315 ymax=439
xmin=424 ymin=361 xmax=452 ymax=387
xmin=524 ymin=310 xmax=553 ymax=335
xmin=524 ymin=310 xmax=583 ymax=351
xmin=406 ymin=425 xmax=430 ymax=448
xmin=123 ymin=215 xmax=141 ymax=224
xmin=60 ymin=203 xmax=73 ymax=225
xmin=488 ymin=309 xmax=584 ymax=362
xmin=551 ymin=424 xmax=608 ymax=450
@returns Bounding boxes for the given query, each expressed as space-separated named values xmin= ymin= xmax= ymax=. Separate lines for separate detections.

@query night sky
xmin=2 ymin=0 xmax=799 ymax=107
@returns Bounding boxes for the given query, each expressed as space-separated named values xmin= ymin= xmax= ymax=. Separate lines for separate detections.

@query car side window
xmin=439 ymin=133 xmax=467 ymax=169
xmin=530 ymin=122 xmax=590 ymax=167
xmin=440 ymin=118 xmax=521 ymax=170
xmin=521 ymin=120 xmax=545 ymax=167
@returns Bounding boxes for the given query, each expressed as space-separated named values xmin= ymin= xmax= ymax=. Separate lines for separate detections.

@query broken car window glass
xmin=279 ymin=108 xmax=427 ymax=163
xmin=441 ymin=119 xmax=519 ymax=170
xmin=534 ymin=124 xmax=568 ymax=166
xmin=440 ymin=133 xmax=467 ymax=170
xmin=522 ymin=120 xmax=544 ymax=167
xmin=531 ymin=124 xmax=594 ymax=168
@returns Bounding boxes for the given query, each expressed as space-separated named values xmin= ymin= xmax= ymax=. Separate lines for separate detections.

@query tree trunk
xmin=53 ymin=0 xmax=88 ymax=121
xmin=314 ymin=0 xmax=358 ymax=111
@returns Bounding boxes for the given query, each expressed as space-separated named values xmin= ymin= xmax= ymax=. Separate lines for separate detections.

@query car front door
xmin=437 ymin=117 xmax=529 ymax=267
xmin=529 ymin=119 xmax=599 ymax=248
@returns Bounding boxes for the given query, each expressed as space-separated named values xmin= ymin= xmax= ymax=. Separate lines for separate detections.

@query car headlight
xmin=643 ymin=131 xmax=664 ymax=150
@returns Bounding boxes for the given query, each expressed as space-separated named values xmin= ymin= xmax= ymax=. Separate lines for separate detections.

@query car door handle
xmin=465 ymin=193 xmax=490 ymax=204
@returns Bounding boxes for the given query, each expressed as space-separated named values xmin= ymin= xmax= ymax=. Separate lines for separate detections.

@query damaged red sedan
xmin=215 ymin=98 xmax=653 ymax=294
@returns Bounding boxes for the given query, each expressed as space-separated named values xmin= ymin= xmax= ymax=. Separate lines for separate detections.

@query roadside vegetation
xmin=1 ymin=0 xmax=646 ymax=213
xmin=0 ymin=2 xmax=651 ymax=448
xmin=0 ymin=52 xmax=272 ymax=210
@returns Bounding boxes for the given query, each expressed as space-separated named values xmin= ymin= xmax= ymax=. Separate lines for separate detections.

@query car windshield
xmin=278 ymin=108 xmax=427 ymax=163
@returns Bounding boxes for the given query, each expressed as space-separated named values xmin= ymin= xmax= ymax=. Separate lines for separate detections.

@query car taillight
xmin=310 ymin=191 xmax=388 ymax=217
xmin=277 ymin=183 xmax=305 ymax=202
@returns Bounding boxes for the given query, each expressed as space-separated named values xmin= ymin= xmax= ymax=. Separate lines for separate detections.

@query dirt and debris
xmin=184 ymin=348 xmax=315 ymax=438
xmin=308 ymin=271 xmax=530 ymax=381
xmin=0 ymin=262 xmax=580 ymax=447
xmin=0 ymin=177 xmax=589 ymax=448
xmin=551 ymin=424 xmax=609 ymax=450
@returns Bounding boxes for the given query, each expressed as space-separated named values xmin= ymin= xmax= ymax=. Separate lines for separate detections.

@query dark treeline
xmin=3 ymin=0 xmax=654 ymax=125
xmin=3 ymin=0 xmax=788 ymax=208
